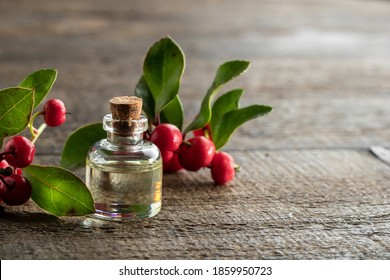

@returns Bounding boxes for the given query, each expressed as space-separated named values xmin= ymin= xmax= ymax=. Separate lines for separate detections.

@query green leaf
xmin=24 ymin=165 xmax=95 ymax=217
xmin=212 ymin=105 xmax=273 ymax=150
xmin=19 ymin=69 xmax=57 ymax=109
xmin=160 ymin=95 xmax=184 ymax=130
xmin=143 ymin=37 xmax=185 ymax=117
xmin=136 ymin=75 xmax=184 ymax=130
xmin=210 ymin=89 xmax=244 ymax=133
xmin=135 ymin=76 xmax=155 ymax=122
xmin=61 ymin=123 xmax=105 ymax=170
xmin=0 ymin=87 xmax=34 ymax=147
xmin=183 ymin=60 xmax=250 ymax=134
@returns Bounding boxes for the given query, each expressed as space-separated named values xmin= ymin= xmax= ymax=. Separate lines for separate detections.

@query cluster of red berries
xmin=0 ymin=99 xmax=67 ymax=206
xmin=0 ymin=136 xmax=35 ymax=205
xmin=149 ymin=123 xmax=235 ymax=185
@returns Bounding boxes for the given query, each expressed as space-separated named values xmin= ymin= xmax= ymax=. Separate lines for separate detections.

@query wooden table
xmin=1 ymin=0 xmax=389 ymax=259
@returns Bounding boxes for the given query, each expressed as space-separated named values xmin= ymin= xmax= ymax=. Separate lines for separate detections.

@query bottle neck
xmin=107 ymin=131 xmax=144 ymax=146
xmin=103 ymin=114 xmax=148 ymax=147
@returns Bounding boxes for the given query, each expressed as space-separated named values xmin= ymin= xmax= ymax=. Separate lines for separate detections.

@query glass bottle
xmin=86 ymin=97 xmax=162 ymax=220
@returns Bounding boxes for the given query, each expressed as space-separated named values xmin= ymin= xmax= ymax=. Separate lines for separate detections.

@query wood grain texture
xmin=0 ymin=0 xmax=389 ymax=151
xmin=1 ymin=0 xmax=390 ymax=260
xmin=1 ymin=150 xmax=390 ymax=259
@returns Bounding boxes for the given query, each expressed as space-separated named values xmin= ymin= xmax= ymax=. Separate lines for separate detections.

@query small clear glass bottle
xmin=86 ymin=97 xmax=162 ymax=220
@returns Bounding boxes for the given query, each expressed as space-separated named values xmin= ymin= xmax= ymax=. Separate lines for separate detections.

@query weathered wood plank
xmin=1 ymin=0 xmax=390 ymax=260
xmin=1 ymin=150 xmax=389 ymax=259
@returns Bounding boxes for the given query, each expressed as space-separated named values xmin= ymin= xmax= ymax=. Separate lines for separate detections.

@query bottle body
xmin=86 ymin=114 xmax=162 ymax=220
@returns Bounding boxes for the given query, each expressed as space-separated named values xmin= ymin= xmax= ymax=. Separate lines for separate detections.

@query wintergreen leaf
xmin=24 ymin=165 xmax=95 ymax=216
xmin=183 ymin=60 xmax=250 ymax=134
xmin=143 ymin=37 xmax=185 ymax=117
xmin=136 ymin=75 xmax=184 ymax=130
xmin=212 ymin=104 xmax=273 ymax=150
xmin=0 ymin=87 xmax=34 ymax=147
xmin=135 ymin=76 xmax=155 ymax=122
xmin=19 ymin=69 xmax=57 ymax=109
xmin=210 ymin=89 xmax=244 ymax=134
xmin=160 ymin=95 xmax=184 ymax=130
xmin=61 ymin=122 xmax=105 ymax=170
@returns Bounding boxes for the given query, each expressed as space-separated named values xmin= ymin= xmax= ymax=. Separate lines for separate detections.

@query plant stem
xmin=31 ymin=123 xmax=47 ymax=144
xmin=29 ymin=124 xmax=36 ymax=139
xmin=204 ymin=128 xmax=210 ymax=139
xmin=28 ymin=111 xmax=44 ymax=139
xmin=155 ymin=114 xmax=161 ymax=126
xmin=0 ymin=150 xmax=14 ymax=156
xmin=182 ymin=140 xmax=191 ymax=147
xmin=0 ymin=174 xmax=11 ymax=189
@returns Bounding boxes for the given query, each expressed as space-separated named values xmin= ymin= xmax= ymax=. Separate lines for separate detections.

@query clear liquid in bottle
xmin=85 ymin=96 xmax=162 ymax=221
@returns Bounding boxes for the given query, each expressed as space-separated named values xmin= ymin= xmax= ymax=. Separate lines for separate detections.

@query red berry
xmin=163 ymin=152 xmax=183 ymax=173
xmin=160 ymin=149 xmax=174 ymax=164
xmin=150 ymin=123 xmax=182 ymax=151
xmin=150 ymin=123 xmax=182 ymax=163
xmin=0 ymin=160 xmax=9 ymax=169
xmin=210 ymin=151 xmax=235 ymax=185
xmin=0 ymin=160 xmax=15 ymax=176
xmin=4 ymin=136 xmax=35 ymax=168
xmin=43 ymin=99 xmax=67 ymax=127
xmin=0 ymin=160 xmax=22 ymax=176
xmin=193 ymin=124 xmax=212 ymax=140
xmin=193 ymin=129 xmax=204 ymax=137
xmin=1 ymin=174 xmax=32 ymax=206
xmin=178 ymin=136 xmax=216 ymax=171
xmin=14 ymin=168 xmax=23 ymax=175
xmin=0 ymin=179 xmax=8 ymax=199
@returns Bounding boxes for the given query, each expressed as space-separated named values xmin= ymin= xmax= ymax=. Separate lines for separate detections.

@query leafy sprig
xmin=1 ymin=36 xmax=273 ymax=217
xmin=0 ymin=69 xmax=95 ymax=216
xmin=62 ymin=36 xmax=273 ymax=170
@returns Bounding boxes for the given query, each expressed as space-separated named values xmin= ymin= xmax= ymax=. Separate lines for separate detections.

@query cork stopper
xmin=108 ymin=96 xmax=143 ymax=134
xmin=109 ymin=96 xmax=142 ymax=120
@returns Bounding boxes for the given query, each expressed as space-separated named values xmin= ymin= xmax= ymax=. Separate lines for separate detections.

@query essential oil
xmin=86 ymin=96 xmax=162 ymax=220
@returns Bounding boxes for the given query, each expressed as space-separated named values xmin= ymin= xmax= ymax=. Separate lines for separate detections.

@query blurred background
xmin=1 ymin=0 xmax=389 ymax=157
